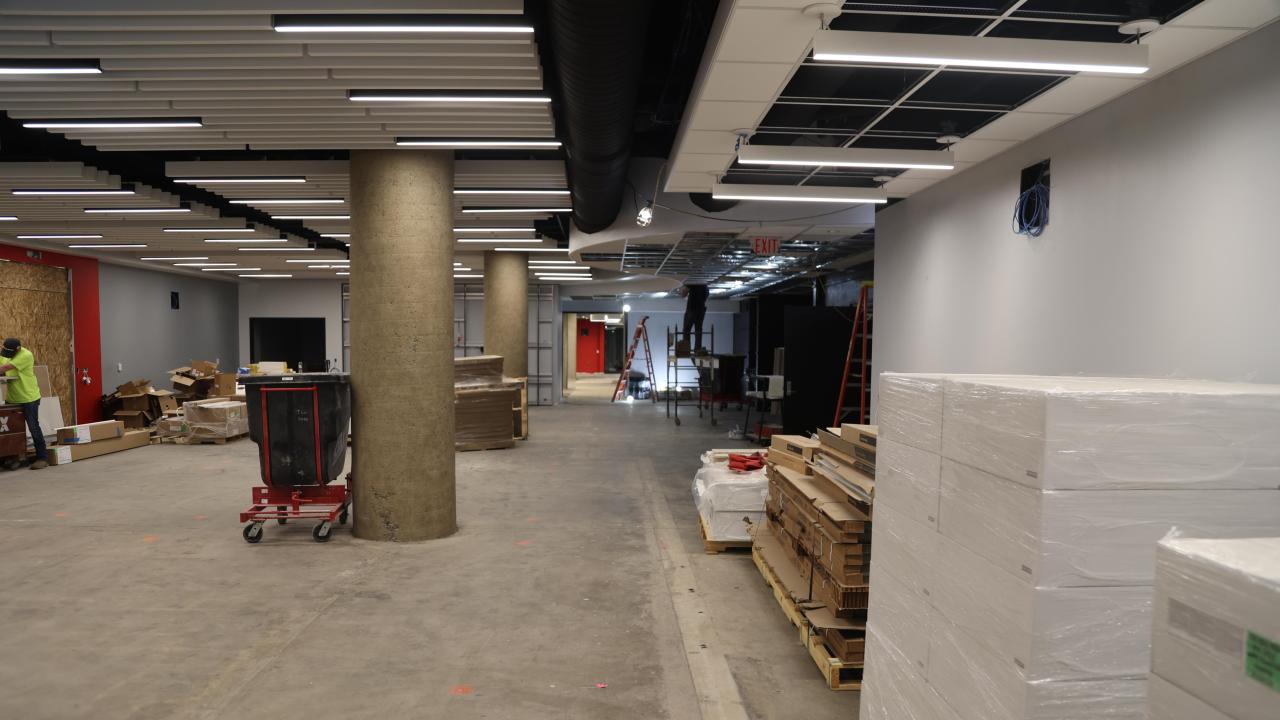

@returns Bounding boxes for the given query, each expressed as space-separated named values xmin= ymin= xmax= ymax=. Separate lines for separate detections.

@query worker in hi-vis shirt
xmin=1 ymin=338 xmax=48 ymax=469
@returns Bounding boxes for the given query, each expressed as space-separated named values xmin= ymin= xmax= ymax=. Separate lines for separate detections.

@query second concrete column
xmin=483 ymin=251 xmax=528 ymax=378
xmin=349 ymin=149 xmax=456 ymax=541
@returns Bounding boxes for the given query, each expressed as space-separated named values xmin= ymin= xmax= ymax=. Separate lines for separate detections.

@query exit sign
xmin=751 ymin=236 xmax=779 ymax=255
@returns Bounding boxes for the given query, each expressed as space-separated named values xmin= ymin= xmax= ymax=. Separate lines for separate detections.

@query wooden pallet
xmin=699 ymin=514 xmax=752 ymax=555
xmin=455 ymin=439 xmax=515 ymax=452
xmin=514 ymin=377 xmax=529 ymax=440
xmin=753 ymin=544 xmax=863 ymax=691
xmin=175 ymin=433 xmax=248 ymax=445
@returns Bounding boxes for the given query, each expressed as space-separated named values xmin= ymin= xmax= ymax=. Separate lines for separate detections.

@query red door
xmin=575 ymin=318 xmax=605 ymax=374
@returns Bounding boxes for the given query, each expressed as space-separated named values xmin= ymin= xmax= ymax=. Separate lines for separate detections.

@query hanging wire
xmin=1013 ymin=166 xmax=1050 ymax=237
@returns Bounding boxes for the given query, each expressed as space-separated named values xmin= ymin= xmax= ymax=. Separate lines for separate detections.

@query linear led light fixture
xmin=0 ymin=216 xmax=16 ymax=221
xmin=201 ymin=267 xmax=260 ymax=272
xmin=206 ymin=237 xmax=286 ymax=244
xmin=12 ymin=188 xmax=135 ymax=196
xmin=0 ymin=59 xmax=102 ymax=75
xmin=23 ymin=117 xmax=203 ymax=129
xmin=321 ymin=233 xmax=351 ymax=239
xmin=231 ymin=198 xmax=344 ymax=205
xmin=461 ymin=207 xmax=571 ymax=214
xmin=453 ymin=274 xmax=483 ymax=279
xmin=396 ymin=138 xmax=562 ymax=149
xmin=539 ymin=276 xmax=593 ymax=281
xmin=274 ymin=14 xmax=533 ymax=34
xmin=239 ymin=274 xmax=293 ymax=278
xmin=352 ymin=90 xmax=549 ymax=103
xmin=17 ymin=234 xmax=103 ymax=240
xmin=497 ymin=247 xmax=567 ymax=252
xmin=710 ymin=183 xmax=888 ymax=204
xmin=175 ymin=177 xmax=306 ymax=184
xmin=738 ymin=145 xmax=955 ymax=171
xmin=85 ymin=206 xmax=192 ymax=214
xmin=272 ymin=214 xmax=350 ymax=220
xmin=286 ymin=259 xmax=349 ymax=263
xmin=811 ymin=30 xmax=1148 ymax=75
xmin=174 ymin=262 xmax=235 ymax=267
xmin=163 ymin=227 xmax=255 ymax=233
xmin=456 ymin=237 xmax=543 ymax=243
xmin=454 ymin=189 xmax=568 ymax=196
xmin=67 ymin=244 xmax=146 ymax=249
xmin=238 ymin=247 xmax=315 ymax=252
xmin=528 ymin=260 xmax=581 ymax=265
xmin=336 ymin=272 xmax=350 ymax=276
xmin=142 ymin=256 xmax=208 ymax=261
xmin=453 ymin=227 xmax=535 ymax=233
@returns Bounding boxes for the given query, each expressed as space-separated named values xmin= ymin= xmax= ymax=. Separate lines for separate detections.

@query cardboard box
xmin=170 ymin=373 xmax=196 ymax=389
xmin=119 ymin=393 xmax=151 ymax=413
xmin=190 ymin=359 xmax=219 ymax=377
xmin=875 ymin=438 xmax=941 ymax=529
xmin=813 ymin=561 xmax=869 ymax=616
xmin=839 ymin=422 xmax=877 ymax=448
xmin=55 ymin=420 xmax=125 ymax=445
xmin=212 ymin=372 xmax=238 ymax=397
xmin=938 ymin=458 xmax=1280 ymax=588
xmin=113 ymin=410 xmax=151 ymax=429
xmin=48 ymin=429 xmax=150 ymax=465
xmin=878 ymin=373 xmax=945 ymax=454
xmin=156 ymin=416 xmax=188 ymax=438
xmin=818 ymin=427 xmax=876 ymax=466
xmin=1147 ymin=674 xmax=1232 ymax=720
xmin=865 ymin=566 xmax=932 ymax=675
xmin=769 ymin=434 xmax=819 ymax=462
xmin=867 ymin=502 xmax=936 ymax=600
xmin=1151 ymin=536 xmax=1280 ymax=720
xmin=184 ymin=400 xmax=248 ymax=439
xmin=941 ymin=375 xmax=1280 ymax=491
xmin=33 ymin=365 xmax=51 ymax=397
xmin=929 ymin=533 xmax=1153 ymax=682
xmin=860 ymin=628 xmax=960 ymax=720
xmin=766 ymin=449 xmax=810 ymax=475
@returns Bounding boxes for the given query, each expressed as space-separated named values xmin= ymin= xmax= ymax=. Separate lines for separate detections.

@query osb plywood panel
xmin=0 ymin=260 xmax=73 ymax=423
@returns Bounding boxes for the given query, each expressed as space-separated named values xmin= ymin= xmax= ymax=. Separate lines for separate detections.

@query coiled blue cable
xmin=1013 ymin=172 xmax=1050 ymax=237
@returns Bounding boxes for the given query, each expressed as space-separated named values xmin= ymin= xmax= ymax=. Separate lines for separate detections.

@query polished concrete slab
xmin=0 ymin=389 xmax=859 ymax=719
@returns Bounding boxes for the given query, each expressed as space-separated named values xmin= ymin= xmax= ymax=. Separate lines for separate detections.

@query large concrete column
xmin=483 ymin=251 xmax=528 ymax=378
xmin=349 ymin=149 xmax=456 ymax=541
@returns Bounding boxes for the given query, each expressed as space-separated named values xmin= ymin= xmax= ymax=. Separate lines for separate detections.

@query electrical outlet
xmin=117 ymin=363 xmax=124 ymax=372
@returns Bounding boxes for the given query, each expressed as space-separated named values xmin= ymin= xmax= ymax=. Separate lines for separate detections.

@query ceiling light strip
xmin=710 ymin=183 xmax=887 ymax=204
xmin=23 ymin=117 xmax=204 ymax=129
xmin=396 ymin=138 xmax=561 ymax=149
xmin=737 ymin=144 xmax=955 ymax=171
xmin=274 ymin=14 xmax=533 ymax=34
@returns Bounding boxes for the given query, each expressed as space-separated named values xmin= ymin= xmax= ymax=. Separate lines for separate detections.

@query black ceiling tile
xmin=782 ymin=64 xmax=929 ymax=102
xmin=758 ymin=104 xmax=881 ymax=134
xmin=985 ymin=18 xmax=1128 ymax=42
xmin=849 ymin=135 xmax=949 ymax=151
xmin=804 ymin=176 xmax=884 ymax=189
xmin=716 ymin=172 xmax=808 ymax=186
xmin=1014 ymin=0 xmax=1205 ymax=23
xmin=909 ymin=70 xmax=1066 ymax=109
xmin=830 ymin=11 xmax=990 ymax=35
xmin=872 ymin=107 xmax=1004 ymax=135
xmin=747 ymin=131 xmax=857 ymax=147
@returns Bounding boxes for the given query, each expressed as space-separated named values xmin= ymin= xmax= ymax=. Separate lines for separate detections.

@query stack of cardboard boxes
xmin=454 ymin=355 xmax=523 ymax=452
xmin=169 ymin=360 xmax=237 ymax=402
xmin=107 ymin=379 xmax=178 ymax=429
xmin=860 ymin=374 xmax=1280 ymax=720
xmin=1148 ymin=536 xmax=1279 ymax=720
xmin=47 ymin=419 xmax=150 ymax=466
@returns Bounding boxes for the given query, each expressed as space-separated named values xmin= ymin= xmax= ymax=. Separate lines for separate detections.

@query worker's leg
xmin=23 ymin=400 xmax=47 ymax=466
xmin=693 ymin=307 xmax=707 ymax=351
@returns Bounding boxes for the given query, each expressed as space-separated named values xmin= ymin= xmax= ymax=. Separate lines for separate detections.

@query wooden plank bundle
xmin=453 ymin=355 xmax=520 ymax=452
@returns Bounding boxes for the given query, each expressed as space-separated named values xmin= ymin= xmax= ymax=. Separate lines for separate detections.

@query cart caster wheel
xmin=312 ymin=522 xmax=332 ymax=543
xmin=243 ymin=523 xmax=263 ymax=544
xmin=338 ymin=510 xmax=349 ymax=525
xmin=277 ymin=506 xmax=288 ymax=525
xmin=1 ymin=459 xmax=19 ymax=471
xmin=674 ymin=417 xmax=682 ymax=426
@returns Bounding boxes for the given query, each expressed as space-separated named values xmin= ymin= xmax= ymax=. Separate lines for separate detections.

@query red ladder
xmin=833 ymin=284 xmax=873 ymax=426
xmin=612 ymin=316 xmax=657 ymax=402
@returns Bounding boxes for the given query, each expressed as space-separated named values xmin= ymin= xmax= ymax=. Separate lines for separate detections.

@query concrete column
xmin=482 ymin=251 xmax=528 ymax=378
xmin=349 ymin=149 xmax=456 ymax=541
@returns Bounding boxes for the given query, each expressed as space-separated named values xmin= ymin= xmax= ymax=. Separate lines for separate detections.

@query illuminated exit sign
xmin=751 ymin=236 xmax=779 ymax=255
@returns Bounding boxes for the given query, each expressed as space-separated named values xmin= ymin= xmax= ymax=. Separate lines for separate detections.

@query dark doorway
xmin=604 ymin=324 xmax=626 ymax=373
xmin=249 ymin=317 xmax=326 ymax=373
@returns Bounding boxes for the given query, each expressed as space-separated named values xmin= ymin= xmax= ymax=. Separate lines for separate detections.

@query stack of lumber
xmin=753 ymin=424 xmax=878 ymax=691
xmin=454 ymin=355 xmax=522 ymax=452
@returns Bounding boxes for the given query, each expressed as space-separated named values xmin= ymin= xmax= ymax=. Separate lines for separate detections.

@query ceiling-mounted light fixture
xmin=396 ymin=138 xmax=562 ymax=149
xmin=737 ymin=145 xmax=955 ymax=171
xmin=142 ymin=256 xmax=209 ymax=261
xmin=84 ymin=207 xmax=192 ymax=214
xmin=238 ymin=247 xmax=315 ymax=252
xmin=635 ymin=205 xmax=654 ymax=227
xmin=164 ymin=227 xmax=255 ymax=233
xmin=67 ymin=244 xmax=147 ymax=249
xmin=496 ymin=247 xmax=568 ymax=253
xmin=23 ymin=117 xmax=204 ymax=129
xmin=461 ymin=207 xmax=571 ymax=214
xmin=205 ymin=237 xmax=287 ymax=244
xmin=201 ymin=267 xmax=261 ymax=272
xmin=812 ymin=30 xmax=1148 ymax=74
xmin=352 ymin=90 xmax=549 ymax=103
xmin=238 ymin=274 xmax=293 ymax=278
xmin=272 ymin=214 xmax=350 ymax=220
xmin=0 ymin=59 xmax=102 ymax=75
xmin=710 ymin=183 xmax=888 ymax=204
xmin=174 ymin=262 xmax=235 ymax=267
xmin=321 ymin=233 xmax=351 ymax=239
xmin=0 ymin=216 xmax=16 ymax=221
xmin=273 ymin=14 xmax=533 ymax=34
xmin=12 ymin=188 xmax=135 ymax=196
xmin=17 ymin=234 xmax=103 ymax=240
xmin=174 ymin=177 xmax=306 ymax=184
xmin=231 ymin=198 xmax=344 ymax=205
xmin=456 ymin=238 xmax=543 ymax=244
xmin=454 ymin=189 xmax=568 ymax=196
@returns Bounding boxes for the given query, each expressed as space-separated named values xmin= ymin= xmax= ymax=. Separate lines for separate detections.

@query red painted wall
xmin=0 ymin=243 xmax=102 ymax=422
xmin=575 ymin=318 xmax=605 ymax=374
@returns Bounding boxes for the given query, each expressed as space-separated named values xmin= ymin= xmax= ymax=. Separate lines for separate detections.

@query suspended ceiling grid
xmin=0 ymin=1 xmax=553 ymax=152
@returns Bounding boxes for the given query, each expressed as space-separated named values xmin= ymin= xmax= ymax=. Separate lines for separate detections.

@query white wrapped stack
xmin=1150 ymin=536 xmax=1280 ymax=720
xmin=861 ymin=374 xmax=1280 ymax=720
xmin=692 ymin=451 xmax=767 ymax=542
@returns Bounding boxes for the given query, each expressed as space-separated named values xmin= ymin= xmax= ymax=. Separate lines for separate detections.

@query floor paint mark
xmin=526 ymin=516 xmax=538 ymax=523
xmin=596 ymin=682 xmax=608 ymax=689
xmin=449 ymin=685 xmax=475 ymax=696
xmin=514 ymin=539 xmax=532 ymax=547
xmin=193 ymin=514 xmax=208 ymax=521
xmin=54 ymin=512 xmax=68 ymax=518
xmin=143 ymin=535 xmax=159 ymax=543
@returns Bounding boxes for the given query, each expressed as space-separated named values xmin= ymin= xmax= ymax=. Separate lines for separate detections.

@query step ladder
xmin=613 ymin=316 xmax=658 ymax=403
xmin=833 ymin=284 xmax=873 ymax=426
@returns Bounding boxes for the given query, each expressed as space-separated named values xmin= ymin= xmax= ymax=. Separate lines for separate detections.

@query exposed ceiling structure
xmin=666 ymin=0 xmax=1279 ymax=199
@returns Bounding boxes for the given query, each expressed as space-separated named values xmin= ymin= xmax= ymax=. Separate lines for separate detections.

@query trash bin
xmin=0 ymin=404 xmax=28 ymax=470
xmin=241 ymin=374 xmax=350 ymax=488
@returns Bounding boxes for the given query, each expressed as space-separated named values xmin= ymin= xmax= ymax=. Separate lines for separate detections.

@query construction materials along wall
xmin=0 ymin=260 xmax=73 ymax=423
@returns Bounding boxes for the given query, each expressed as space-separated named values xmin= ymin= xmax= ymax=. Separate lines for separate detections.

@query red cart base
xmin=239 ymin=481 xmax=351 ymax=544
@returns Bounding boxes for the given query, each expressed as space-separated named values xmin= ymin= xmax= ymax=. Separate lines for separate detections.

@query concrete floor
xmin=0 ymin=380 xmax=859 ymax=720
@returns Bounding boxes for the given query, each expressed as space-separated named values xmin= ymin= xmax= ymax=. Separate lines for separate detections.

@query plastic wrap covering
xmin=878 ymin=373 xmax=945 ymax=454
xmin=867 ymin=502 xmax=936 ymax=598
xmin=1146 ymin=674 xmax=1232 ymax=720
xmin=940 ymin=375 xmax=1280 ymax=491
xmin=183 ymin=400 xmax=248 ymax=440
xmin=875 ymin=437 xmax=941 ymax=529
xmin=1151 ymin=536 xmax=1280 ymax=720
xmin=454 ymin=385 xmax=518 ymax=449
xmin=692 ymin=462 xmax=766 ymax=542
xmin=453 ymin=355 xmax=505 ymax=387
xmin=930 ymin=533 xmax=1152 ymax=681
xmin=939 ymin=457 xmax=1280 ymax=588
xmin=927 ymin=608 xmax=1148 ymax=720
xmin=865 ymin=563 xmax=933 ymax=674
xmin=860 ymin=628 xmax=961 ymax=720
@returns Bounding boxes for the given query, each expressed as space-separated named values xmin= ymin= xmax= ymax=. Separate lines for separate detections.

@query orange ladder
xmin=833 ymin=284 xmax=873 ymax=426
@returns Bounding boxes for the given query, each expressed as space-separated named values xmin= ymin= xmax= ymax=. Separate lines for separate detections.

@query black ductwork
xmin=689 ymin=192 xmax=739 ymax=213
xmin=545 ymin=0 xmax=653 ymax=234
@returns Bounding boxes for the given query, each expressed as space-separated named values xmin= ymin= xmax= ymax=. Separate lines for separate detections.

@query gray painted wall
xmin=872 ymin=20 xmax=1280 ymax=417
xmin=98 ymin=264 xmax=238 ymax=389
